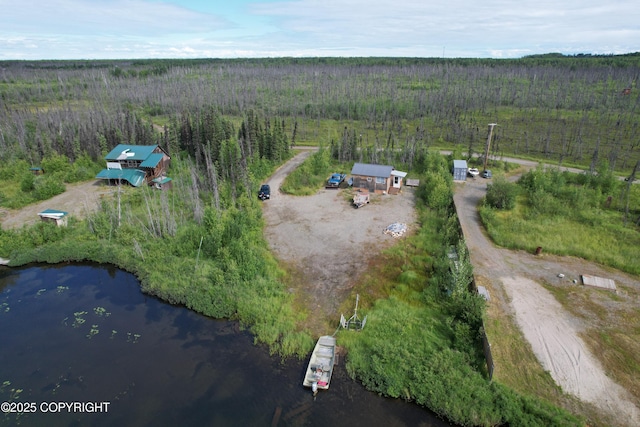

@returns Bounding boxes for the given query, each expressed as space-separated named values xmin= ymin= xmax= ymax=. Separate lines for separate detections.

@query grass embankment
xmin=334 ymin=190 xmax=581 ymax=426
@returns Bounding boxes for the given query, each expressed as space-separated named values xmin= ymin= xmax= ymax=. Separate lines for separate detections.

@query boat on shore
xmin=302 ymin=335 xmax=336 ymax=394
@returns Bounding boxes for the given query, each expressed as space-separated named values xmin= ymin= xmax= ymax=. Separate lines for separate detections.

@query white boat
xmin=303 ymin=335 xmax=336 ymax=394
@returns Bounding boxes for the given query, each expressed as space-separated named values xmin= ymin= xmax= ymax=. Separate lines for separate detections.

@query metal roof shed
xmin=38 ymin=209 xmax=68 ymax=226
xmin=453 ymin=160 xmax=468 ymax=181
xmin=152 ymin=176 xmax=173 ymax=190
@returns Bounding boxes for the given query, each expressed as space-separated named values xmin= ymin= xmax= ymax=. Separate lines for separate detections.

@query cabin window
xmin=376 ymin=177 xmax=385 ymax=184
xmin=123 ymin=160 xmax=140 ymax=168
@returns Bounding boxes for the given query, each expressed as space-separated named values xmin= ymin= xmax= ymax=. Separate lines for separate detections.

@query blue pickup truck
xmin=326 ymin=173 xmax=346 ymax=189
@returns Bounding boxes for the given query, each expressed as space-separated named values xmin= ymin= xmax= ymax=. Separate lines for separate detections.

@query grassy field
xmin=480 ymin=170 xmax=640 ymax=276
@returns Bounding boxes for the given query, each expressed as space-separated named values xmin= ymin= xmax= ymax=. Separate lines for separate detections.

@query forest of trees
xmin=1 ymin=55 xmax=639 ymax=174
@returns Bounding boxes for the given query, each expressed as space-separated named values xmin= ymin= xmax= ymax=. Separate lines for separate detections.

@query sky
xmin=1 ymin=0 xmax=639 ymax=60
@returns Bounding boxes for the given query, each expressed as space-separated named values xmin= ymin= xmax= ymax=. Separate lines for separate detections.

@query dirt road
xmin=454 ymin=178 xmax=640 ymax=427
xmin=261 ymin=150 xmax=417 ymax=328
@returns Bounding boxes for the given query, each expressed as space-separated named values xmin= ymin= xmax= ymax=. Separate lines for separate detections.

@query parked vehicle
xmin=481 ymin=170 xmax=493 ymax=179
xmin=258 ymin=184 xmax=270 ymax=200
xmin=467 ymin=168 xmax=480 ymax=177
xmin=326 ymin=173 xmax=346 ymax=188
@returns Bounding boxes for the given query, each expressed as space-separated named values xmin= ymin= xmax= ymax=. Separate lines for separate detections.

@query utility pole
xmin=483 ymin=123 xmax=498 ymax=172
xmin=623 ymin=159 xmax=639 ymax=225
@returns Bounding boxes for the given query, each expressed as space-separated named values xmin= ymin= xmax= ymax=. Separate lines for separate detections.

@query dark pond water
xmin=0 ymin=264 xmax=452 ymax=427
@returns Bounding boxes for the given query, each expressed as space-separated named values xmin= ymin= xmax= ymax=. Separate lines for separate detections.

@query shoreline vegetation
xmin=1 ymin=56 xmax=639 ymax=426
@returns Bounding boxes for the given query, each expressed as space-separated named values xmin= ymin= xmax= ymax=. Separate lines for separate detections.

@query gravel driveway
xmin=261 ymin=149 xmax=417 ymax=329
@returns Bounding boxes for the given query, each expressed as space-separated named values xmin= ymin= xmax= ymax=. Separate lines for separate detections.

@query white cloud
xmin=0 ymin=0 xmax=232 ymax=36
xmin=248 ymin=0 xmax=640 ymax=56
xmin=0 ymin=0 xmax=638 ymax=59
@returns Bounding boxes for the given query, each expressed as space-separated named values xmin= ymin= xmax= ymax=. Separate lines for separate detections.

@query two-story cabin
xmin=96 ymin=144 xmax=171 ymax=187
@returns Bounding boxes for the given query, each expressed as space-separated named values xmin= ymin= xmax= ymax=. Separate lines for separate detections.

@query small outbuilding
xmin=350 ymin=163 xmax=407 ymax=194
xmin=37 ymin=209 xmax=68 ymax=227
xmin=152 ymin=176 xmax=173 ymax=190
xmin=452 ymin=160 xmax=468 ymax=181
xmin=390 ymin=170 xmax=408 ymax=194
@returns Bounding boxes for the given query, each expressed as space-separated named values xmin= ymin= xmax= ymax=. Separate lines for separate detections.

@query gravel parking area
xmin=261 ymin=150 xmax=417 ymax=325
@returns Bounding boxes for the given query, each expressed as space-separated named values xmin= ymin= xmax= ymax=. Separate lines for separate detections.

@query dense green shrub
xmin=518 ymin=167 xmax=564 ymax=195
xmin=65 ymin=153 xmax=103 ymax=182
xmin=41 ymin=152 xmax=72 ymax=177
xmin=32 ymin=175 xmax=65 ymax=200
xmin=485 ymin=176 xmax=519 ymax=210
xmin=20 ymin=173 xmax=35 ymax=192
xmin=310 ymin=146 xmax=331 ymax=175
xmin=0 ymin=160 xmax=30 ymax=180
xmin=423 ymin=173 xmax=453 ymax=211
